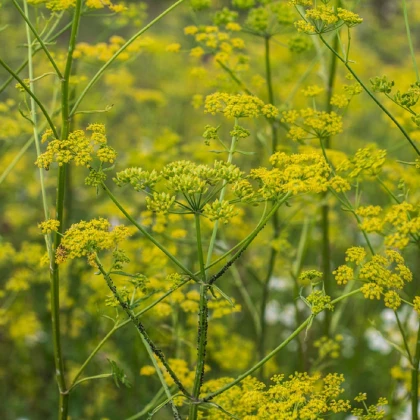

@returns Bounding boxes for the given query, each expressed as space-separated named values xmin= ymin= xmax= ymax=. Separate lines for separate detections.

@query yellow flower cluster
xmin=115 ymin=159 xmax=244 ymax=213
xmin=203 ymin=199 xmax=237 ymax=224
xmin=184 ymin=24 xmax=245 ymax=64
xmin=282 ymin=108 xmax=343 ymax=141
xmin=314 ymin=335 xmax=343 ymax=359
xmin=205 ymin=92 xmax=278 ymax=119
xmin=28 ymin=0 xmax=125 ymax=12
xmin=38 ymin=219 xmax=60 ymax=234
xmin=202 ymin=371 xmax=385 ymax=419
xmin=334 ymin=248 xmax=412 ymax=310
xmin=251 ymin=152 xmax=349 ymax=198
xmin=357 ymin=202 xmax=420 ymax=249
xmin=36 ymin=124 xmax=116 ymax=170
xmin=294 ymin=3 xmax=363 ymax=34
xmin=306 ymin=290 xmax=333 ymax=314
xmin=74 ymin=35 xmax=154 ymax=62
xmin=336 ymin=146 xmax=387 ymax=178
xmin=56 ymin=218 xmax=132 ymax=264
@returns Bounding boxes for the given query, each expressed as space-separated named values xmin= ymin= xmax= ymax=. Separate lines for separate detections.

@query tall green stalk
xmin=49 ymin=1 xmax=83 ymax=418
xmin=321 ymin=14 xmax=340 ymax=336
xmin=23 ymin=0 xmax=51 ymax=258
xmin=412 ymin=322 xmax=420 ymax=420
xmin=402 ymin=0 xmax=420 ymax=82
xmin=189 ymin=214 xmax=209 ymax=420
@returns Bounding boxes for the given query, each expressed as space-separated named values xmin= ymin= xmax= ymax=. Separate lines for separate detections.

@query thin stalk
xmin=101 ymin=182 xmax=202 ymax=283
xmin=95 ymin=256 xmax=192 ymax=399
xmin=189 ymin=215 xmax=209 ymax=420
xmin=204 ymin=316 xmax=313 ymax=401
xmin=264 ymin=36 xmax=278 ymax=151
xmin=402 ymin=0 xmax=420 ymax=82
xmin=412 ymin=321 xmax=420 ymax=420
xmin=208 ymin=193 xmax=292 ymax=286
xmin=125 ymin=387 xmax=166 ymax=420
xmin=70 ymin=0 xmax=186 ymax=116
xmin=69 ymin=279 xmax=190 ymax=389
xmin=203 ymin=287 xmax=362 ymax=402
xmin=12 ymin=0 xmax=63 ymax=78
xmin=0 ymin=57 xmax=58 ymax=137
xmin=205 ymin=119 xmax=239 ymax=271
xmin=0 ymin=12 xmax=69 ymax=95
xmin=68 ymin=374 xmax=113 ymax=391
xmin=394 ymin=311 xmax=413 ymax=363
xmin=318 ymin=34 xmax=420 ymax=156
xmin=137 ymin=331 xmax=181 ymax=419
xmin=23 ymin=0 xmax=52 ymax=260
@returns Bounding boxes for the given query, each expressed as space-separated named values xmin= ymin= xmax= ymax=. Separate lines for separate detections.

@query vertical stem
xmin=50 ymin=1 xmax=82 ymax=418
xmin=205 ymin=119 xmax=239 ymax=271
xmin=264 ymin=36 xmax=278 ymax=152
xmin=322 ymin=16 xmax=339 ymax=336
xmin=412 ymin=321 xmax=420 ymax=420
xmin=402 ymin=0 xmax=420 ymax=82
xmin=23 ymin=0 xmax=52 ymax=258
xmin=258 ymin=35 xmax=280 ymax=379
xmin=189 ymin=214 xmax=209 ymax=420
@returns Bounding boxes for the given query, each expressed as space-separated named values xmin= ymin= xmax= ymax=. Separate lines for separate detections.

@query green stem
xmin=12 ymin=0 xmax=63 ymax=78
xmin=205 ymin=119 xmax=239 ymax=271
xmin=402 ymin=0 xmax=420 ymax=82
xmin=95 ymin=257 xmax=191 ymax=398
xmin=412 ymin=319 xmax=420 ymax=420
xmin=208 ymin=193 xmax=291 ymax=286
xmin=101 ymin=182 xmax=202 ymax=283
xmin=70 ymin=0 xmax=186 ymax=116
xmin=68 ymin=374 xmax=113 ymax=391
xmin=23 ymin=0 xmax=52 ymax=260
xmin=204 ymin=316 xmax=313 ymax=401
xmin=189 ymin=215 xmax=209 ymax=420
xmin=321 ymin=23 xmax=339 ymax=336
xmin=319 ymin=34 xmax=420 ymax=156
xmin=51 ymin=2 xmax=82 ymax=418
xmin=265 ymin=36 xmax=278 ymax=152
xmin=125 ymin=388 xmax=166 ymax=420
xmin=137 ymin=331 xmax=181 ymax=419
xmin=0 ymin=57 xmax=58 ymax=137
xmin=203 ymin=287 xmax=361 ymax=402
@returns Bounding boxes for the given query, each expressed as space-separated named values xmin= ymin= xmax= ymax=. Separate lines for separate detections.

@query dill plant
xmin=0 ymin=0 xmax=420 ymax=419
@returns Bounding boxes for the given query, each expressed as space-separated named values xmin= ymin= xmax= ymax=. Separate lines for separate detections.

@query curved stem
xmin=101 ymin=182 xmax=202 ymax=283
xmin=319 ymin=34 xmax=420 ymax=156
xmin=12 ymin=0 xmax=63 ymax=78
xmin=70 ymin=0 xmax=186 ymax=116
xmin=95 ymin=256 xmax=192 ymax=399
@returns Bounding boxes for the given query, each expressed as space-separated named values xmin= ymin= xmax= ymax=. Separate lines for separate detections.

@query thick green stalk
xmin=319 ymin=34 xmax=420 ymax=156
xmin=189 ymin=215 xmax=209 ymax=420
xmin=321 ymin=20 xmax=339 ymax=336
xmin=70 ymin=0 xmax=185 ymax=116
xmin=50 ymin=2 xmax=82 ymax=418
xmin=258 ymin=35 xmax=281 ymax=377
xmin=264 ymin=36 xmax=278 ymax=152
